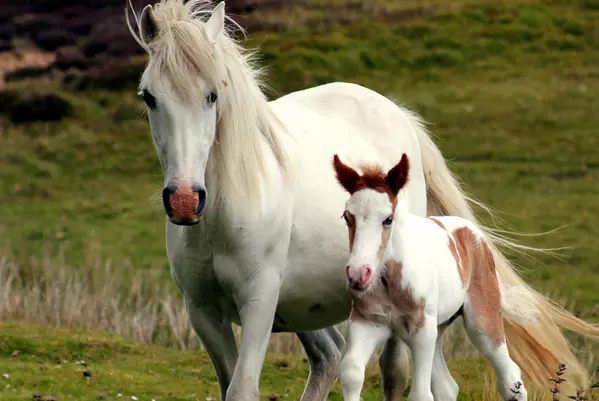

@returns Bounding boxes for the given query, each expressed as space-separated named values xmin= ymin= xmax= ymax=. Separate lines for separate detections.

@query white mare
xmin=125 ymin=1 xmax=599 ymax=400
xmin=332 ymin=154 xmax=532 ymax=401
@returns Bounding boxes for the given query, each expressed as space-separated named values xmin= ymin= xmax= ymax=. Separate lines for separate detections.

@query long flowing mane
xmin=126 ymin=0 xmax=293 ymax=211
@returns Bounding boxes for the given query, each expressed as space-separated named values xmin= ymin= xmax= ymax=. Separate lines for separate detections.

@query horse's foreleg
xmin=225 ymin=272 xmax=281 ymax=401
xmin=340 ymin=318 xmax=391 ymax=401
xmin=297 ymin=327 xmax=346 ymax=401
xmin=379 ymin=336 xmax=410 ymax=401
xmin=186 ymin=298 xmax=238 ymax=401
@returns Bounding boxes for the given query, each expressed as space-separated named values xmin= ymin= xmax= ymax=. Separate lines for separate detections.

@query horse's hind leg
xmin=379 ymin=336 xmax=410 ymax=401
xmin=296 ymin=327 xmax=346 ymax=401
xmin=186 ymin=298 xmax=238 ymax=401
xmin=462 ymin=298 xmax=527 ymax=401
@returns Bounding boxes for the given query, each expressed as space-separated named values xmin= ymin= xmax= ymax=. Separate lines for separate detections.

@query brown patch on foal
xmin=344 ymin=212 xmax=357 ymax=250
xmin=428 ymin=217 xmax=469 ymax=287
xmin=453 ymin=227 xmax=505 ymax=348
xmin=384 ymin=260 xmax=426 ymax=333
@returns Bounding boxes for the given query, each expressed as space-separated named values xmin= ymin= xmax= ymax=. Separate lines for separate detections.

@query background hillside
xmin=1 ymin=0 xmax=598 ymax=399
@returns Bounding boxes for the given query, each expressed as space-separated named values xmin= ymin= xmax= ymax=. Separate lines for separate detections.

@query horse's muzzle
xmin=162 ymin=183 xmax=207 ymax=225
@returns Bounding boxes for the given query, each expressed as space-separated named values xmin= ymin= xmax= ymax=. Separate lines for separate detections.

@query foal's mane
xmin=126 ymin=0 xmax=292 ymax=211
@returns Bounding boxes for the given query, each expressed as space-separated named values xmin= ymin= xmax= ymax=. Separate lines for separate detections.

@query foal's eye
xmin=206 ymin=91 xmax=217 ymax=105
xmin=140 ymin=89 xmax=156 ymax=109
xmin=382 ymin=216 xmax=393 ymax=227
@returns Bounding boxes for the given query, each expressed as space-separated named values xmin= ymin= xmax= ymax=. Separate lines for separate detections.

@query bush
xmin=0 ymin=90 xmax=74 ymax=124
xmin=33 ymin=29 xmax=77 ymax=51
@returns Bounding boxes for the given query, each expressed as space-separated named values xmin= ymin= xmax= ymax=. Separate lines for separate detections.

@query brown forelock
xmin=355 ymin=164 xmax=398 ymax=209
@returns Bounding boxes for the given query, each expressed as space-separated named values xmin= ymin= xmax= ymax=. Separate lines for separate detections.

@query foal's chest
xmin=352 ymin=275 xmax=426 ymax=336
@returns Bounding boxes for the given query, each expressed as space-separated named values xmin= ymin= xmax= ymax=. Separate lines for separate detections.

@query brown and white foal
xmin=333 ymin=153 xmax=529 ymax=401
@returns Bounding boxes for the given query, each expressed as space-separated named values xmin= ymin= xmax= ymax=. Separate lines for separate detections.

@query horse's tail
xmin=408 ymin=108 xmax=599 ymax=394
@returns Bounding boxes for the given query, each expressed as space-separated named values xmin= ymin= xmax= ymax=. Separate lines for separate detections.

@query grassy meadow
xmin=1 ymin=0 xmax=599 ymax=399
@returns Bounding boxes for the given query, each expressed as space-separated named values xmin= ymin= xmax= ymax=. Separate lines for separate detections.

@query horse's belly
xmin=272 ymin=235 xmax=352 ymax=332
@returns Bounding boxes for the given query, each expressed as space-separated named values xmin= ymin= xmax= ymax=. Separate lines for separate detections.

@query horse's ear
xmin=385 ymin=153 xmax=409 ymax=196
xmin=140 ymin=4 xmax=159 ymax=44
xmin=205 ymin=1 xmax=225 ymax=43
xmin=333 ymin=154 xmax=360 ymax=194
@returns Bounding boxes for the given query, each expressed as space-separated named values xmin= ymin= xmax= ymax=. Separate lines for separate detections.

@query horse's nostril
xmin=162 ymin=185 xmax=177 ymax=218
xmin=192 ymin=186 xmax=208 ymax=214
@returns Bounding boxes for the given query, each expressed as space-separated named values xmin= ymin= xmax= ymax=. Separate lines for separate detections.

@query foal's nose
xmin=346 ymin=265 xmax=373 ymax=290
xmin=162 ymin=183 xmax=207 ymax=225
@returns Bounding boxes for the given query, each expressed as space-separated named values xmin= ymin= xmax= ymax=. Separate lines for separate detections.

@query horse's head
xmin=332 ymin=153 xmax=410 ymax=293
xmin=129 ymin=0 xmax=229 ymax=225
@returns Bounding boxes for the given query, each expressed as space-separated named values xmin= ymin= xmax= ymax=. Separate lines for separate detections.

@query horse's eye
xmin=140 ymin=89 xmax=156 ymax=109
xmin=207 ymin=91 xmax=217 ymax=105
xmin=382 ymin=216 xmax=393 ymax=227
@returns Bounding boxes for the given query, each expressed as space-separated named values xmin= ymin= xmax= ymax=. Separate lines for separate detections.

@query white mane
xmin=126 ymin=0 xmax=293 ymax=211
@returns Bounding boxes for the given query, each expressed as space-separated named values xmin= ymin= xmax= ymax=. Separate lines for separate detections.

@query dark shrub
xmin=33 ymin=29 xmax=77 ymax=51
xmin=0 ymin=39 xmax=13 ymax=52
xmin=0 ymin=90 xmax=74 ymax=124
xmin=3 ymin=66 xmax=50 ymax=83
xmin=53 ymin=48 xmax=88 ymax=70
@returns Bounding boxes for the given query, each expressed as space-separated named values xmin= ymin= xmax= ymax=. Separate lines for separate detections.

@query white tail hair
xmin=407 ymin=106 xmax=599 ymax=395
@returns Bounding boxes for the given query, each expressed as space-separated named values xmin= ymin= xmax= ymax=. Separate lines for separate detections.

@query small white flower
xmin=117 ymin=394 xmax=123 ymax=398
xmin=1 ymin=374 xmax=9 ymax=379
xmin=131 ymin=396 xmax=138 ymax=400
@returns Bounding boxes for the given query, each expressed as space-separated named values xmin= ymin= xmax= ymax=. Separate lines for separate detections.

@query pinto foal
xmin=333 ymin=153 xmax=528 ymax=401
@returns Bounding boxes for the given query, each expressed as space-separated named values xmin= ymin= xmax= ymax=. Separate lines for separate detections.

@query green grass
xmin=2 ymin=321 xmax=584 ymax=401
xmin=0 ymin=0 xmax=598 ymax=351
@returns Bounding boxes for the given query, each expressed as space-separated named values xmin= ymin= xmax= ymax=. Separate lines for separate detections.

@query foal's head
xmin=332 ymin=154 xmax=410 ymax=292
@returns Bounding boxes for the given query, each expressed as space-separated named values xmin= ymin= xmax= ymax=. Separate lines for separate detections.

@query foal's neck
xmin=385 ymin=208 xmax=419 ymax=265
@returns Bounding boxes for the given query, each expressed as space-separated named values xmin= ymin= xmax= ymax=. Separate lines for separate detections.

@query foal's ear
xmin=333 ymin=154 xmax=361 ymax=194
xmin=385 ymin=153 xmax=410 ymax=195
xmin=140 ymin=5 xmax=159 ymax=44
xmin=205 ymin=1 xmax=225 ymax=43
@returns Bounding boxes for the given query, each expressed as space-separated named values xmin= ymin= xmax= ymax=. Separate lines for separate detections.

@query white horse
xmin=332 ymin=153 xmax=534 ymax=401
xmin=125 ymin=1 xmax=599 ymax=400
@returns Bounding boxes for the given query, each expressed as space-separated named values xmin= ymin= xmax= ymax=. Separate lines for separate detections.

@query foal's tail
xmin=406 ymin=107 xmax=599 ymax=395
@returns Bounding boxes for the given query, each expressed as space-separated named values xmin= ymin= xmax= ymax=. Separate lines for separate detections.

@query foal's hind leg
xmin=462 ymin=299 xmax=527 ymax=401
xmin=297 ymin=327 xmax=346 ymax=401
xmin=379 ymin=336 xmax=410 ymax=401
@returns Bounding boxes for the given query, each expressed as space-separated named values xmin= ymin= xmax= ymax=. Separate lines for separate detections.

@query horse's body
xmin=127 ymin=1 xmax=599 ymax=400
xmin=332 ymin=155 xmax=530 ymax=401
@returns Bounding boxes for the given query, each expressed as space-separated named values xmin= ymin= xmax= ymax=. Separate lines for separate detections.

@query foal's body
xmin=333 ymin=155 xmax=528 ymax=401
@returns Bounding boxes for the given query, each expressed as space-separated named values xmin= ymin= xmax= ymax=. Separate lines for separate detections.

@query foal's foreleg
xmin=406 ymin=316 xmax=437 ymax=401
xmin=431 ymin=324 xmax=459 ymax=401
xmin=379 ymin=336 xmax=410 ymax=401
xmin=186 ymin=298 xmax=238 ymax=401
xmin=297 ymin=327 xmax=346 ymax=401
xmin=340 ymin=317 xmax=391 ymax=401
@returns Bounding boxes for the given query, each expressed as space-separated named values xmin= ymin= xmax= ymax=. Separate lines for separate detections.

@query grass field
xmin=0 ymin=322 xmax=596 ymax=401
xmin=1 ymin=0 xmax=599 ymax=399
